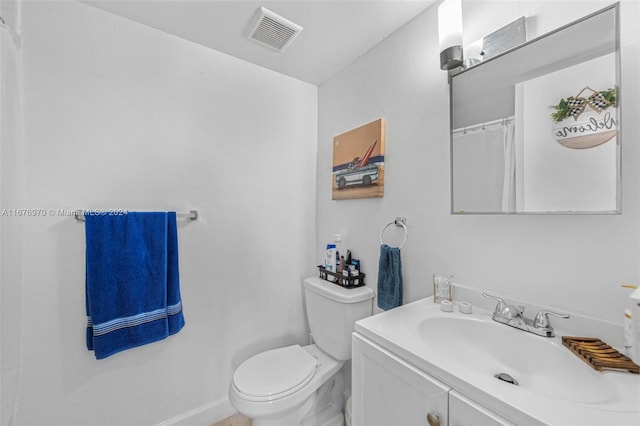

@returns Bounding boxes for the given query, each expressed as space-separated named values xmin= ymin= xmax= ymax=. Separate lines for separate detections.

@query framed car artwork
xmin=332 ymin=118 xmax=385 ymax=200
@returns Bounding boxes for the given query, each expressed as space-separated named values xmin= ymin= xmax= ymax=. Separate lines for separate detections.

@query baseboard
xmin=156 ymin=398 xmax=235 ymax=426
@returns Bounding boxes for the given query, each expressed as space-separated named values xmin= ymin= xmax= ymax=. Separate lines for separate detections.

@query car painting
xmin=335 ymin=141 xmax=380 ymax=189
xmin=332 ymin=119 xmax=385 ymax=200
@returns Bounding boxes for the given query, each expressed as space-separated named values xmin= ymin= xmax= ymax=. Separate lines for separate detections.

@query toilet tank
xmin=303 ymin=277 xmax=374 ymax=361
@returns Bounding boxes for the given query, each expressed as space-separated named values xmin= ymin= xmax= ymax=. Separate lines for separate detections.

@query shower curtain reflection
xmin=452 ymin=117 xmax=516 ymax=213
xmin=501 ymin=118 xmax=516 ymax=212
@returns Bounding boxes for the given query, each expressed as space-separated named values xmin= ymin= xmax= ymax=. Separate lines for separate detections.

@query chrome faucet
xmin=482 ymin=293 xmax=570 ymax=337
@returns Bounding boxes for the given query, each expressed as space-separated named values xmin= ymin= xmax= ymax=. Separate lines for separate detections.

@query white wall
xmin=1 ymin=1 xmax=25 ymax=424
xmin=3 ymin=1 xmax=317 ymax=425
xmin=317 ymin=0 xmax=640 ymax=327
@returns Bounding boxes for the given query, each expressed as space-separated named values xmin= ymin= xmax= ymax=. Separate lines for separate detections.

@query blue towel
xmin=377 ymin=244 xmax=403 ymax=310
xmin=85 ymin=212 xmax=185 ymax=359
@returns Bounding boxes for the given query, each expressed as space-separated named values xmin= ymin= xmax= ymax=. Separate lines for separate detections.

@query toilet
xmin=229 ymin=277 xmax=374 ymax=426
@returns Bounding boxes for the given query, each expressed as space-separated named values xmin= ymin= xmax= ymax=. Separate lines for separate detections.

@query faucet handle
xmin=533 ymin=310 xmax=570 ymax=328
xmin=482 ymin=292 xmax=506 ymax=314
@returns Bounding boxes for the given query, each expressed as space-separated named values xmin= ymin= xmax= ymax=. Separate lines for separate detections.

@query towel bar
xmin=74 ymin=209 xmax=198 ymax=222
xmin=380 ymin=217 xmax=408 ymax=249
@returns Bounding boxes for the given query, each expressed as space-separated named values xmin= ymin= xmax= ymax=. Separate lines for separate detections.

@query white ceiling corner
xmin=81 ymin=0 xmax=437 ymax=85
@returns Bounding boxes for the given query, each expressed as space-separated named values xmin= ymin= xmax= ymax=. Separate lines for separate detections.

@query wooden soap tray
xmin=562 ymin=336 xmax=639 ymax=374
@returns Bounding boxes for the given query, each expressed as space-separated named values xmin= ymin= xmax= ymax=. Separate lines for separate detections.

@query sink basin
xmin=414 ymin=316 xmax=618 ymax=405
xmin=355 ymin=297 xmax=640 ymax=425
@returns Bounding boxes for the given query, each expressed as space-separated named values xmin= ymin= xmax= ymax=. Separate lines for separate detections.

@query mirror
xmin=450 ymin=4 xmax=620 ymax=214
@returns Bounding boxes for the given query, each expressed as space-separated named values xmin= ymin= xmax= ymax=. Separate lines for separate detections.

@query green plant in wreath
xmin=549 ymin=87 xmax=617 ymax=122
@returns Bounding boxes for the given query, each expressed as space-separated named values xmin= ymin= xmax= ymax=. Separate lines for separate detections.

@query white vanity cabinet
xmin=352 ymin=333 xmax=512 ymax=426
xmin=352 ymin=333 xmax=449 ymax=426
xmin=449 ymin=391 xmax=513 ymax=426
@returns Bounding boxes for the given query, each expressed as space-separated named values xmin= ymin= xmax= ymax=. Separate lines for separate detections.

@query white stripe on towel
xmin=88 ymin=302 xmax=183 ymax=336
xmin=167 ymin=301 xmax=182 ymax=315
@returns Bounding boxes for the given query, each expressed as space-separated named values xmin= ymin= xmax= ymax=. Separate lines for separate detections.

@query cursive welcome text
xmin=554 ymin=111 xmax=617 ymax=139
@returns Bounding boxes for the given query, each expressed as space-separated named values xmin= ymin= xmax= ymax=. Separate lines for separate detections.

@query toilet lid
xmin=233 ymin=345 xmax=318 ymax=400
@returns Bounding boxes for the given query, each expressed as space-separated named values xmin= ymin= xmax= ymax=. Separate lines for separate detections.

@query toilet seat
xmin=232 ymin=345 xmax=318 ymax=402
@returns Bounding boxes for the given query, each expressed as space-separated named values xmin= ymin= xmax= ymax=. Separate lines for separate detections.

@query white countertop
xmin=355 ymin=297 xmax=640 ymax=426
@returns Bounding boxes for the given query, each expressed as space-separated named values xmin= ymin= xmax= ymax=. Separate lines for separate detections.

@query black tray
xmin=318 ymin=266 xmax=365 ymax=289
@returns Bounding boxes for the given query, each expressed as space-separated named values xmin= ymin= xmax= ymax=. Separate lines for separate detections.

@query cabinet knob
xmin=426 ymin=412 xmax=440 ymax=426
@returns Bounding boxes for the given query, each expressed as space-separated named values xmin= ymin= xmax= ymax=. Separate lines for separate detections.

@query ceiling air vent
xmin=246 ymin=7 xmax=303 ymax=52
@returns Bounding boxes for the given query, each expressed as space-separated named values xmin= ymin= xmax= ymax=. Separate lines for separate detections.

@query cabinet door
xmin=449 ymin=390 xmax=514 ymax=426
xmin=352 ymin=333 xmax=449 ymax=426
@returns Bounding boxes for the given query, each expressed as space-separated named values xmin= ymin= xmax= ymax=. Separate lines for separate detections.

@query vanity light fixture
xmin=437 ymin=0 xmax=464 ymax=70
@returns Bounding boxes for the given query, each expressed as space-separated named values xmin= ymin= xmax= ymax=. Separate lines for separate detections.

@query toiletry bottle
xmin=332 ymin=234 xmax=342 ymax=274
xmin=325 ymin=244 xmax=337 ymax=273
xmin=350 ymin=259 xmax=360 ymax=284
xmin=351 ymin=259 xmax=360 ymax=272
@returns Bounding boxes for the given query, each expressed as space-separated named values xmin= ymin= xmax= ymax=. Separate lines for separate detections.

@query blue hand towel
xmin=377 ymin=244 xmax=403 ymax=310
xmin=85 ymin=212 xmax=185 ymax=359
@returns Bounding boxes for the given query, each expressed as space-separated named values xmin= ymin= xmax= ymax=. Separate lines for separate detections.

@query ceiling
xmin=83 ymin=0 xmax=437 ymax=85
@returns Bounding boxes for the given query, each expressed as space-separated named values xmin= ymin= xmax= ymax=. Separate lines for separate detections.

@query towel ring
xmin=380 ymin=217 xmax=408 ymax=249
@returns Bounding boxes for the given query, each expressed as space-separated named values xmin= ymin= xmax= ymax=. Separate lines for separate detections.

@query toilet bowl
xmin=229 ymin=344 xmax=344 ymax=426
xmin=228 ymin=277 xmax=375 ymax=426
